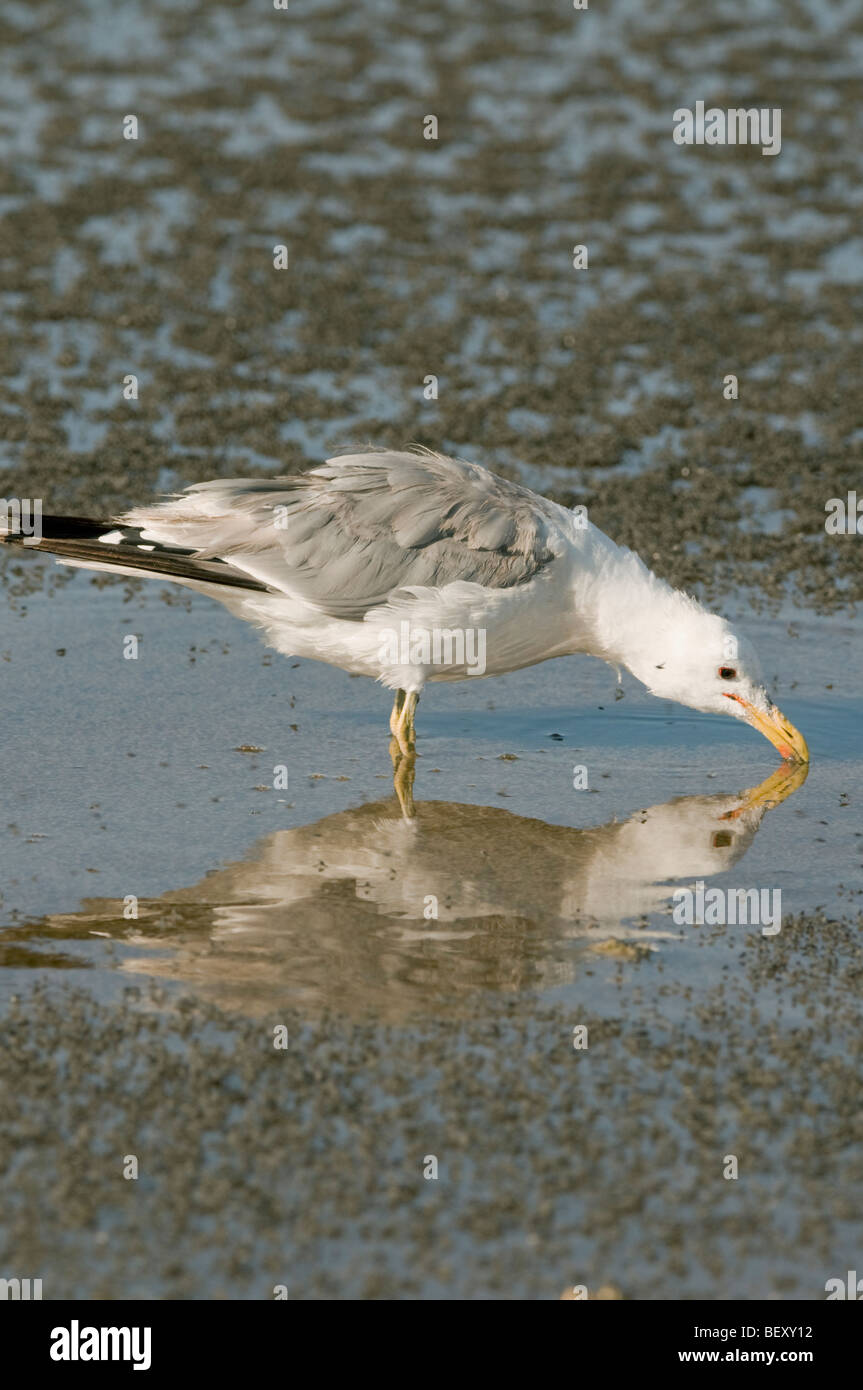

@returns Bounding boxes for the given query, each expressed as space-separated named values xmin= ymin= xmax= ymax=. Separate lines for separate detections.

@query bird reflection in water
xmin=35 ymin=762 xmax=806 ymax=1021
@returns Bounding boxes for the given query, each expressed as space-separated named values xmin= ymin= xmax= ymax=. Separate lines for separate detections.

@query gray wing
xmin=123 ymin=449 xmax=567 ymax=620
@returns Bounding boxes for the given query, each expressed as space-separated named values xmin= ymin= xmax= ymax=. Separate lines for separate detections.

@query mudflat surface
xmin=0 ymin=0 xmax=861 ymax=1299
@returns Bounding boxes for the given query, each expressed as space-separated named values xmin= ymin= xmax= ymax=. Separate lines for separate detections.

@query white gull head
xmin=582 ymin=534 xmax=808 ymax=762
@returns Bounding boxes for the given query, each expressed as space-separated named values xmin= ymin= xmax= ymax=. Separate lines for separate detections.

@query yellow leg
xmin=392 ymin=689 xmax=419 ymax=755
xmin=391 ymin=746 xmax=416 ymax=820
xmin=387 ymin=690 xmax=419 ymax=818
xmin=389 ymin=689 xmax=406 ymax=737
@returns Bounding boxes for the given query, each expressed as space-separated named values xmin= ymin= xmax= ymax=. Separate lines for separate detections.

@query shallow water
xmin=1 ymin=0 xmax=862 ymax=1301
xmin=1 ymin=572 xmax=861 ymax=1300
xmin=0 ymin=568 xmax=858 ymax=1012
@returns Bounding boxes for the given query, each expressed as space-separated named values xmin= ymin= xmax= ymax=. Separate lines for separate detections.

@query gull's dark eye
xmin=718 ymin=666 xmax=737 ymax=681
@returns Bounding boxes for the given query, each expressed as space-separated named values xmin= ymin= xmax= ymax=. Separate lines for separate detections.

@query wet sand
xmin=1 ymin=0 xmax=862 ymax=1299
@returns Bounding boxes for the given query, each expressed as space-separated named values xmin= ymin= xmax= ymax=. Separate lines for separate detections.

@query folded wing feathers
xmin=119 ymin=449 xmax=563 ymax=619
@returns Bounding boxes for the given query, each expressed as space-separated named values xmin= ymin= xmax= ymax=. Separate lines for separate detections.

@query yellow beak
xmin=719 ymin=760 xmax=809 ymax=820
xmin=731 ymin=697 xmax=810 ymax=764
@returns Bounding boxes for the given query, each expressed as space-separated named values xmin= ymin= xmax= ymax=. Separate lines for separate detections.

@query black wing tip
xmin=1 ymin=515 xmax=273 ymax=593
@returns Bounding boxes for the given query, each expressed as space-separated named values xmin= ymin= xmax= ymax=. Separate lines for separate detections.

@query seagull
xmin=2 ymin=447 xmax=808 ymax=811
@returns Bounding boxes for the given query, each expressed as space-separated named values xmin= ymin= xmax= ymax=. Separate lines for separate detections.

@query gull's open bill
xmin=1 ymin=447 xmax=809 ymax=815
